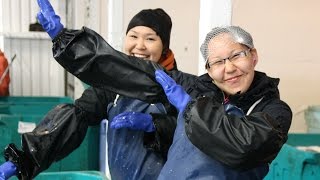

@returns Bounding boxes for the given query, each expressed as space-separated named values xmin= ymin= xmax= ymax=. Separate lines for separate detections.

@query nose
xmin=135 ymin=38 xmax=146 ymax=50
xmin=224 ymin=59 xmax=236 ymax=72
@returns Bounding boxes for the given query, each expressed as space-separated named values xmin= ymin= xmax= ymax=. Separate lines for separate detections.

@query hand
xmin=110 ymin=112 xmax=155 ymax=132
xmin=0 ymin=161 xmax=17 ymax=180
xmin=37 ymin=0 xmax=64 ymax=39
xmin=224 ymin=103 xmax=245 ymax=117
xmin=155 ymin=70 xmax=191 ymax=112
xmin=4 ymin=143 xmax=33 ymax=180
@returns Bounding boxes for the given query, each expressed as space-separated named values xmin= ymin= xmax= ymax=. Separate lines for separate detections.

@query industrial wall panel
xmin=0 ymin=0 xmax=67 ymax=96
xmin=2 ymin=33 xmax=65 ymax=96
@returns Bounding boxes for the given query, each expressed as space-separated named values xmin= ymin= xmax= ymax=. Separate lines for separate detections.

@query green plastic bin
xmin=34 ymin=171 xmax=108 ymax=180
xmin=264 ymin=133 xmax=320 ymax=180
xmin=0 ymin=96 xmax=73 ymax=115
xmin=8 ymin=171 xmax=108 ymax=180
xmin=0 ymin=115 xmax=41 ymax=154
xmin=0 ymin=96 xmax=73 ymax=104
xmin=0 ymin=103 xmax=63 ymax=115
xmin=0 ymin=114 xmax=99 ymax=173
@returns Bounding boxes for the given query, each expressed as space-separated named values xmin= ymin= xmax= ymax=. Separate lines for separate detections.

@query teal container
xmin=0 ymin=96 xmax=73 ymax=104
xmin=305 ymin=106 xmax=320 ymax=133
xmin=8 ymin=171 xmax=108 ymax=180
xmin=34 ymin=171 xmax=108 ymax=180
xmin=0 ymin=96 xmax=73 ymax=115
xmin=0 ymin=114 xmax=100 ymax=173
xmin=0 ymin=96 xmax=99 ymax=174
xmin=264 ymin=133 xmax=320 ymax=180
xmin=0 ymin=103 xmax=62 ymax=115
xmin=0 ymin=115 xmax=42 ymax=155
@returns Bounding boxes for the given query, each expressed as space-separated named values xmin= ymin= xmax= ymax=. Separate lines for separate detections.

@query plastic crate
xmin=0 ymin=96 xmax=73 ymax=115
xmin=0 ymin=96 xmax=73 ymax=104
xmin=0 ymin=115 xmax=100 ymax=173
xmin=286 ymin=133 xmax=320 ymax=146
xmin=0 ymin=96 xmax=99 ymax=174
xmin=34 ymin=171 xmax=108 ymax=180
xmin=0 ymin=103 xmax=63 ymax=115
xmin=264 ymin=133 xmax=320 ymax=180
xmin=7 ymin=171 xmax=108 ymax=180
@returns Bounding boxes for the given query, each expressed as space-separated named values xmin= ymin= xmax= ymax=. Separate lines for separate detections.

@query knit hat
xmin=126 ymin=8 xmax=172 ymax=53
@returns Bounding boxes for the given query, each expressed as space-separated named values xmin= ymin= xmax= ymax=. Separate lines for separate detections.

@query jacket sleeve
xmin=8 ymin=87 xmax=115 ymax=179
xmin=52 ymin=27 xmax=202 ymax=104
xmin=52 ymin=27 xmax=168 ymax=104
xmin=184 ymin=97 xmax=292 ymax=170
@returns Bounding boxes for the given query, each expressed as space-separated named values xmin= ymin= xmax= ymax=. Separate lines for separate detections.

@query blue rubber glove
xmin=37 ymin=0 xmax=64 ymax=39
xmin=155 ymin=70 xmax=191 ymax=113
xmin=224 ymin=103 xmax=245 ymax=117
xmin=110 ymin=112 xmax=155 ymax=132
xmin=0 ymin=161 xmax=17 ymax=180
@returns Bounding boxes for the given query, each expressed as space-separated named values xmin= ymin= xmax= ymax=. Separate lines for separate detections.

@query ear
xmin=250 ymin=48 xmax=258 ymax=66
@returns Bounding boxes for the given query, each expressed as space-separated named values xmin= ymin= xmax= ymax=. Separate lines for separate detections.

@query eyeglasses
xmin=206 ymin=49 xmax=251 ymax=70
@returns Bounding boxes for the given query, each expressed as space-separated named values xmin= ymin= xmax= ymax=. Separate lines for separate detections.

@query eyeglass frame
xmin=205 ymin=49 xmax=252 ymax=69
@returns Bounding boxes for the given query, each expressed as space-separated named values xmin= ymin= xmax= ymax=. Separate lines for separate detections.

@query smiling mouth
xmin=131 ymin=53 xmax=149 ymax=59
xmin=225 ymin=75 xmax=242 ymax=82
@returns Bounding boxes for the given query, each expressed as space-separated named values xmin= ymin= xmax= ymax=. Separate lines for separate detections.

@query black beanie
xmin=126 ymin=8 xmax=172 ymax=52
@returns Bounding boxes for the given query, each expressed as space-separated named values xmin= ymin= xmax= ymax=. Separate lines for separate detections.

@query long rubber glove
xmin=37 ymin=0 xmax=64 ymax=39
xmin=155 ymin=70 xmax=191 ymax=113
xmin=0 ymin=161 xmax=17 ymax=180
xmin=110 ymin=112 xmax=155 ymax=132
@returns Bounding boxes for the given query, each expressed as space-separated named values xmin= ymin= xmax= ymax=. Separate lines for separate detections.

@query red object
xmin=0 ymin=50 xmax=10 ymax=96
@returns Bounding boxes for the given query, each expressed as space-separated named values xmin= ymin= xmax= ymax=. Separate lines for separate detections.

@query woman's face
xmin=124 ymin=26 xmax=164 ymax=62
xmin=206 ymin=34 xmax=258 ymax=95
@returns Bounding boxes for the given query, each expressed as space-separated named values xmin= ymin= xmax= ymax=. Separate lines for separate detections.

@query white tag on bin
xmin=18 ymin=121 xmax=36 ymax=134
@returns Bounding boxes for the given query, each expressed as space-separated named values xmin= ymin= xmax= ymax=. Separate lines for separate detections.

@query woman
xmin=150 ymin=27 xmax=292 ymax=179
xmin=3 ymin=5 xmax=178 ymax=180
xmin=105 ymin=8 xmax=178 ymax=180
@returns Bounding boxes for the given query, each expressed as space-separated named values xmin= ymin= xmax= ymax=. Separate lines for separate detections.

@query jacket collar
xmin=228 ymin=71 xmax=280 ymax=111
xmin=197 ymin=71 xmax=280 ymax=111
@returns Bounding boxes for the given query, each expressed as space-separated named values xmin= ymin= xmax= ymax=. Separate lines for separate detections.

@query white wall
xmin=232 ymin=0 xmax=320 ymax=132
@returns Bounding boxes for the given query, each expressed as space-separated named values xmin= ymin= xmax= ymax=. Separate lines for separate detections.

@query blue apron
xmin=107 ymin=96 xmax=166 ymax=180
xmin=157 ymin=113 xmax=269 ymax=180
